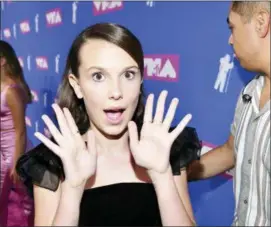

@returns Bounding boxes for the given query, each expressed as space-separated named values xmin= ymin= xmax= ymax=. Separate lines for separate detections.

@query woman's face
xmin=69 ymin=39 xmax=142 ymax=137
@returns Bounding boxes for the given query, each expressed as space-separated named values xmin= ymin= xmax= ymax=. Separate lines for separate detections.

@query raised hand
xmin=34 ymin=104 xmax=97 ymax=189
xmin=128 ymin=90 xmax=192 ymax=174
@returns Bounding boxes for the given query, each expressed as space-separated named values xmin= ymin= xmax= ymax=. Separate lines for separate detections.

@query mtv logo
xmin=3 ymin=28 xmax=11 ymax=39
xmin=36 ymin=57 xmax=49 ymax=70
xmin=144 ymin=55 xmax=179 ymax=82
xmin=46 ymin=8 xmax=62 ymax=27
xmin=20 ymin=21 xmax=31 ymax=34
xmin=93 ymin=1 xmax=123 ymax=16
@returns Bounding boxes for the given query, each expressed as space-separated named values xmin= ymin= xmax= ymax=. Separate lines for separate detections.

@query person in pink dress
xmin=0 ymin=40 xmax=34 ymax=226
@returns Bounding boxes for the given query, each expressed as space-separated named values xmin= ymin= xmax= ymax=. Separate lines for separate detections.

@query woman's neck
xmin=83 ymin=126 xmax=131 ymax=155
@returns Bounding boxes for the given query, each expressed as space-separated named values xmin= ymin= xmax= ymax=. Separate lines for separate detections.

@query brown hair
xmin=57 ymin=23 xmax=145 ymax=134
xmin=231 ymin=1 xmax=270 ymax=23
xmin=0 ymin=40 xmax=32 ymax=104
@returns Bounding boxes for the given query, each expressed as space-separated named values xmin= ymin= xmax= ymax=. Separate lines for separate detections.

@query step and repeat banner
xmin=1 ymin=1 xmax=256 ymax=225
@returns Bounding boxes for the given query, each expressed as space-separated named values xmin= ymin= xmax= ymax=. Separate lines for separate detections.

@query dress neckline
xmin=84 ymin=182 xmax=153 ymax=193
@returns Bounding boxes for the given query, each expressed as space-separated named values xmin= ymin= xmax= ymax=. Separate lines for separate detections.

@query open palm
xmin=128 ymin=90 xmax=192 ymax=174
xmin=34 ymin=104 xmax=97 ymax=188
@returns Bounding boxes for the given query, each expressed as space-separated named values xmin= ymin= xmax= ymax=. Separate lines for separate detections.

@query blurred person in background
xmin=0 ymin=40 xmax=34 ymax=226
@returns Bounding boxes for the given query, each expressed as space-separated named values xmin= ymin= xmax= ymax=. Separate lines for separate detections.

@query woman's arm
xmin=173 ymin=170 xmax=196 ymax=224
xmin=33 ymin=184 xmax=61 ymax=226
xmin=34 ymin=181 xmax=84 ymax=226
xmin=6 ymin=87 xmax=27 ymax=174
xmin=150 ymin=167 xmax=195 ymax=226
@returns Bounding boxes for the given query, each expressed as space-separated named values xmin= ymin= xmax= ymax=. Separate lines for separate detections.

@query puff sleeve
xmin=16 ymin=140 xmax=65 ymax=197
xmin=169 ymin=126 xmax=202 ymax=175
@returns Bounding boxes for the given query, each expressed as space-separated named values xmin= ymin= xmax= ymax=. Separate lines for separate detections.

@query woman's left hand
xmin=128 ymin=90 xmax=192 ymax=175
xmin=10 ymin=166 xmax=20 ymax=185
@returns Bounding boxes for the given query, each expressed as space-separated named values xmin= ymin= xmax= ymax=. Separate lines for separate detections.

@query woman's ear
xmin=68 ymin=74 xmax=83 ymax=99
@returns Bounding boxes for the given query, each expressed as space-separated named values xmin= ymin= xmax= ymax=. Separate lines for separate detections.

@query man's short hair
xmin=231 ymin=1 xmax=270 ymax=22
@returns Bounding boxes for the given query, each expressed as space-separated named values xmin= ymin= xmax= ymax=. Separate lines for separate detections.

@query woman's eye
xmin=124 ymin=71 xmax=136 ymax=80
xmin=92 ymin=72 xmax=104 ymax=81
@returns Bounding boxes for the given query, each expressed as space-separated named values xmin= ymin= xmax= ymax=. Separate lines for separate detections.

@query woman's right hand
xmin=34 ymin=103 xmax=97 ymax=189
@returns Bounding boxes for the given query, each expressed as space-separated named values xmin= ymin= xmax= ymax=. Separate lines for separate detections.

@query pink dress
xmin=0 ymin=84 xmax=34 ymax=226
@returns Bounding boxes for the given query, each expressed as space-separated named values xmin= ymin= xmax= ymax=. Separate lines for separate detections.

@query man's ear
xmin=255 ymin=10 xmax=270 ymax=38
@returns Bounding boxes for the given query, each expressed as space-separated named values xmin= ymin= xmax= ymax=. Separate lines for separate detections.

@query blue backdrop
xmin=1 ymin=1 xmax=256 ymax=225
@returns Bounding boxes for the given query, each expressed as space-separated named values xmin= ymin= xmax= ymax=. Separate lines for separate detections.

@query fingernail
xmin=174 ymin=98 xmax=179 ymax=103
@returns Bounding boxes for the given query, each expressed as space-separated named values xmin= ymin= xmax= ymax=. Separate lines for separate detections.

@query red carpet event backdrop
xmin=1 ymin=1 xmax=256 ymax=225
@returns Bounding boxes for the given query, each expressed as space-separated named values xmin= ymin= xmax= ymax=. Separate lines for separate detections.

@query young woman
xmin=16 ymin=23 xmax=201 ymax=226
xmin=0 ymin=40 xmax=33 ymax=226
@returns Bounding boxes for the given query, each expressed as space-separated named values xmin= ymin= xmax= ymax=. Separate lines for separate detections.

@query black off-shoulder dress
xmin=16 ymin=126 xmax=201 ymax=226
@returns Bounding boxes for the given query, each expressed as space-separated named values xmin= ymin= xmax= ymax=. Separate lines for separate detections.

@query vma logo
xmin=18 ymin=57 xmax=24 ymax=68
xmin=46 ymin=8 xmax=62 ymax=27
xmin=36 ymin=57 xmax=49 ymax=70
xmin=144 ymin=55 xmax=179 ymax=82
xmin=3 ymin=28 xmax=11 ymax=39
xmin=20 ymin=20 xmax=31 ymax=34
xmin=93 ymin=1 xmax=123 ymax=16
xmin=31 ymin=90 xmax=39 ymax=102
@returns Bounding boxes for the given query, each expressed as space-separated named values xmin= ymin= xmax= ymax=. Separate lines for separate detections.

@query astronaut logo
xmin=72 ymin=1 xmax=78 ymax=24
xmin=214 ymin=54 xmax=234 ymax=93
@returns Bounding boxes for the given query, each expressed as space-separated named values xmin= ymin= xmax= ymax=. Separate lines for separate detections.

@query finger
xmin=143 ymin=93 xmax=154 ymax=123
xmin=34 ymin=132 xmax=62 ymax=158
xmin=87 ymin=130 xmax=97 ymax=157
xmin=52 ymin=104 xmax=72 ymax=138
xmin=153 ymin=90 xmax=168 ymax=124
xmin=42 ymin=114 xmax=64 ymax=145
xmin=128 ymin=121 xmax=139 ymax=151
xmin=163 ymin=97 xmax=179 ymax=129
xmin=170 ymin=114 xmax=192 ymax=142
xmin=63 ymin=108 xmax=85 ymax=148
